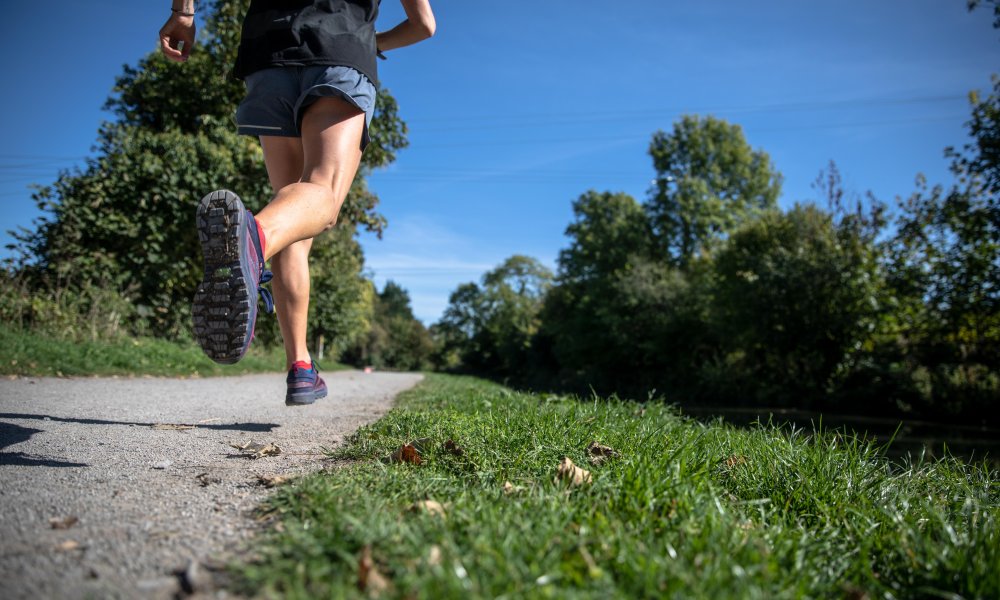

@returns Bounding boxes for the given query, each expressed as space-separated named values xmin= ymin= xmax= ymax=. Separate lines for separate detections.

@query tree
xmin=877 ymin=77 xmax=1000 ymax=417
xmin=435 ymin=255 xmax=553 ymax=377
xmin=344 ymin=280 xmax=432 ymax=370
xmin=713 ymin=205 xmax=881 ymax=407
xmin=9 ymin=0 xmax=408 ymax=341
xmin=541 ymin=191 xmax=657 ymax=389
xmin=647 ymin=115 xmax=782 ymax=266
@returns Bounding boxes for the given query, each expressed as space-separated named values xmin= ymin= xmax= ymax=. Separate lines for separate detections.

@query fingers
xmin=158 ymin=19 xmax=195 ymax=62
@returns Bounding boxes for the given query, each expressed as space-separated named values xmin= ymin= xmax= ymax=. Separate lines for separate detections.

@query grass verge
xmin=0 ymin=328 xmax=309 ymax=377
xmin=236 ymin=373 xmax=999 ymax=599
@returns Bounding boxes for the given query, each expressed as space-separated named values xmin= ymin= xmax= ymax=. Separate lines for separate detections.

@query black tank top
xmin=234 ymin=0 xmax=379 ymax=84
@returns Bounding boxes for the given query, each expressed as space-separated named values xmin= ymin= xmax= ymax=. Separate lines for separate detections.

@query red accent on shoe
xmin=292 ymin=360 xmax=313 ymax=371
xmin=255 ymin=219 xmax=267 ymax=259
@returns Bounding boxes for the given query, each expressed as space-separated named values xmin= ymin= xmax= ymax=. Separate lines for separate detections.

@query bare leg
xmin=256 ymin=97 xmax=365 ymax=261
xmin=259 ymin=136 xmax=311 ymax=370
xmin=258 ymin=97 xmax=366 ymax=370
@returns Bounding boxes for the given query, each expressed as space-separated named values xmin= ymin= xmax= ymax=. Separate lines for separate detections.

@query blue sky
xmin=1 ymin=1 xmax=997 ymax=323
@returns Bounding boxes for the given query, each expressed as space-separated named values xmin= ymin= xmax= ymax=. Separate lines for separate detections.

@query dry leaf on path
xmin=152 ymin=423 xmax=196 ymax=431
xmin=586 ymin=441 xmax=620 ymax=466
xmin=49 ymin=516 xmax=79 ymax=530
xmin=554 ymin=457 xmax=592 ymax=487
xmin=357 ymin=545 xmax=392 ymax=597
xmin=387 ymin=444 xmax=422 ymax=465
xmin=55 ymin=540 xmax=82 ymax=552
xmin=257 ymin=474 xmax=290 ymax=488
xmin=229 ymin=441 xmax=281 ymax=459
xmin=195 ymin=472 xmax=221 ymax=487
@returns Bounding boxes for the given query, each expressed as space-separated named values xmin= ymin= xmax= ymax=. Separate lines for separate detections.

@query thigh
xmin=259 ymin=135 xmax=304 ymax=191
xmin=300 ymin=96 xmax=366 ymax=190
xmin=259 ymin=136 xmax=313 ymax=258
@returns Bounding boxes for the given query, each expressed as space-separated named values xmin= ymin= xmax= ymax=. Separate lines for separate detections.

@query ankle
xmin=288 ymin=357 xmax=313 ymax=371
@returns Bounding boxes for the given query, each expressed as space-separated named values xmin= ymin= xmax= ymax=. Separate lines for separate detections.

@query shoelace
xmin=246 ymin=209 xmax=275 ymax=315
xmin=258 ymin=269 xmax=274 ymax=314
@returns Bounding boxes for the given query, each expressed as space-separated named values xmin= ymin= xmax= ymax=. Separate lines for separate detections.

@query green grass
xmin=0 ymin=327 xmax=306 ymax=377
xmin=234 ymin=374 xmax=1000 ymax=599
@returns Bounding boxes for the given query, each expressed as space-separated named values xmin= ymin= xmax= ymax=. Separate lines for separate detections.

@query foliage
xmin=305 ymin=223 xmax=377 ymax=360
xmin=647 ymin=115 xmax=782 ymax=266
xmin=235 ymin=374 xmax=1000 ymax=599
xmin=539 ymin=190 xmax=709 ymax=392
xmin=344 ymin=280 xmax=432 ymax=371
xmin=5 ymin=0 xmax=409 ymax=348
xmin=437 ymin=101 xmax=998 ymax=424
xmin=871 ymin=77 xmax=1000 ymax=418
xmin=0 ymin=325 xmax=294 ymax=377
xmin=435 ymin=255 xmax=552 ymax=377
xmin=712 ymin=205 xmax=881 ymax=407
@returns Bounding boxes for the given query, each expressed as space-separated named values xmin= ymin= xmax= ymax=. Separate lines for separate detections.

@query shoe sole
xmin=285 ymin=387 xmax=328 ymax=406
xmin=192 ymin=190 xmax=253 ymax=365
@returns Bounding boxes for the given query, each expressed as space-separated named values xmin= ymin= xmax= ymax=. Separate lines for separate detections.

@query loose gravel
xmin=0 ymin=371 xmax=422 ymax=599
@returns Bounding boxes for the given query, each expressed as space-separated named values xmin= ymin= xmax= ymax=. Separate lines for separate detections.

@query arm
xmin=376 ymin=0 xmax=436 ymax=53
xmin=159 ymin=0 xmax=197 ymax=62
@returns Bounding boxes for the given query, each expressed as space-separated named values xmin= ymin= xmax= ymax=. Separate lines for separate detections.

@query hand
xmin=159 ymin=13 xmax=196 ymax=62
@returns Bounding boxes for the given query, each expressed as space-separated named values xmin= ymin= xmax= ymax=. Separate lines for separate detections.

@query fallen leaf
xmin=586 ymin=441 xmax=620 ymax=465
xmin=427 ymin=545 xmax=443 ymax=566
xmin=49 ymin=516 xmax=79 ymax=530
xmin=443 ymin=439 xmax=464 ymax=456
xmin=230 ymin=441 xmax=281 ymax=459
xmin=554 ymin=457 xmax=592 ymax=487
xmin=257 ymin=474 xmax=290 ymax=488
xmin=408 ymin=500 xmax=446 ymax=518
xmin=387 ymin=444 xmax=422 ymax=465
xmin=724 ymin=454 xmax=748 ymax=469
xmin=502 ymin=481 xmax=525 ymax=495
xmin=409 ymin=437 xmax=433 ymax=453
xmin=195 ymin=472 xmax=221 ymax=487
xmin=55 ymin=540 xmax=81 ymax=552
xmin=357 ymin=545 xmax=391 ymax=597
xmin=151 ymin=423 xmax=196 ymax=431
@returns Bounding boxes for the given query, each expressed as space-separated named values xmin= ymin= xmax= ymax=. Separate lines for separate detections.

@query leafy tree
xmin=647 ymin=115 xmax=782 ymax=266
xmin=877 ymin=77 xmax=1000 ymax=418
xmin=540 ymin=190 xmax=657 ymax=389
xmin=968 ymin=0 xmax=1000 ymax=30
xmin=435 ymin=256 xmax=553 ymax=377
xmin=9 ymin=0 xmax=408 ymax=343
xmin=306 ymin=224 xmax=375 ymax=360
xmin=344 ymin=280 xmax=432 ymax=370
xmin=713 ymin=205 xmax=881 ymax=407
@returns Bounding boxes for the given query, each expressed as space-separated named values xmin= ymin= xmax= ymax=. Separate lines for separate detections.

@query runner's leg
xmin=257 ymin=96 xmax=366 ymax=369
xmin=259 ymin=136 xmax=311 ymax=370
xmin=255 ymin=96 xmax=366 ymax=261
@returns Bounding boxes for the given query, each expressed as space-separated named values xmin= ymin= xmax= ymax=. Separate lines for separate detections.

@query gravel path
xmin=0 ymin=371 xmax=422 ymax=599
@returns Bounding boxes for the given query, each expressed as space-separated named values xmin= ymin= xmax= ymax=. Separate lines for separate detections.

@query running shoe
xmin=286 ymin=360 xmax=328 ymax=406
xmin=192 ymin=190 xmax=273 ymax=364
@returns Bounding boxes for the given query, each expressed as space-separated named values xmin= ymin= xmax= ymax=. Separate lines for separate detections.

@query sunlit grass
xmin=237 ymin=374 xmax=999 ymax=599
xmin=0 ymin=327 xmax=303 ymax=377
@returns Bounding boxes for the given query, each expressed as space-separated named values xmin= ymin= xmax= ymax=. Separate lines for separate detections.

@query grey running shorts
xmin=236 ymin=65 xmax=377 ymax=151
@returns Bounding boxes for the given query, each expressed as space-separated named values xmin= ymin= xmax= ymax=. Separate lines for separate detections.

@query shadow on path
xmin=0 ymin=415 xmax=278 ymax=469
xmin=0 ymin=413 xmax=278 ymax=432
xmin=0 ymin=422 xmax=89 ymax=467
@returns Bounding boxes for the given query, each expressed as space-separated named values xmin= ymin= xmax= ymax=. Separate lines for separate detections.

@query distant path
xmin=0 ymin=371 xmax=423 ymax=599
